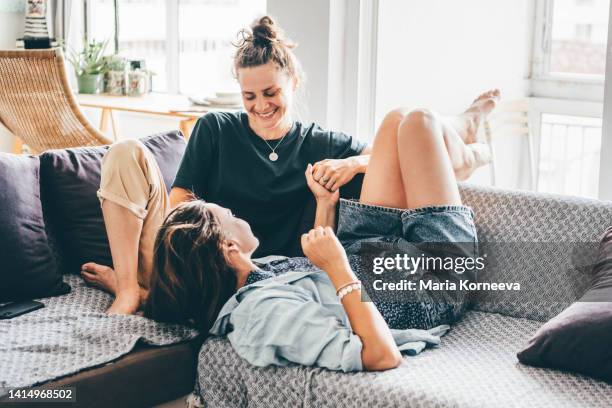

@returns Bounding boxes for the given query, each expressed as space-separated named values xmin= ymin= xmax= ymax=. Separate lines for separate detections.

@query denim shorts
xmin=336 ymin=199 xmax=478 ymax=255
xmin=336 ymin=199 xmax=479 ymax=330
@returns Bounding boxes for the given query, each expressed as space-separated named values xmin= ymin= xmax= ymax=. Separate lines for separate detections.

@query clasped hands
xmin=309 ymin=158 xmax=359 ymax=193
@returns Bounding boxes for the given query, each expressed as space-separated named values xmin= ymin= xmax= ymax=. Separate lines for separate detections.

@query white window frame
xmin=84 ymin=0 xmax=204 ymax=94
xmin=599 ymin=0 xmax=612 ymax=200
xmin=326 ymin=0 xmax=378 ymax=141
xmin=355 ymin=0 xmax=378 ymax=142
xmin=165 ymin=0 xmax=179 ymax=93
xmin=531 ymin=0 xmax=605 ymax=102
xmin=529 ymin=0 xmax=612 ymax=199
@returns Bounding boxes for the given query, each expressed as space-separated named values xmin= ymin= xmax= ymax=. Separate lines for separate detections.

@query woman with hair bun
xmin=80 ymin=15 xmax=499 ymax=316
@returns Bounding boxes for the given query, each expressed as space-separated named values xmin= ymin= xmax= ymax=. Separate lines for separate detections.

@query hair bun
xmin=251 ymin=16 xmax=279 ymax=46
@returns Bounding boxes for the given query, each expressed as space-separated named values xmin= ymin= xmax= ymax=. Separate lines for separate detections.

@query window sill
xmin=529 ymin=77 xmax=605 ymax=103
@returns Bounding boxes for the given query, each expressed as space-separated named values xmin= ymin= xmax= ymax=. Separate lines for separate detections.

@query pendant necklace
xmin=261 ymin=132 xmax=288 ymax=162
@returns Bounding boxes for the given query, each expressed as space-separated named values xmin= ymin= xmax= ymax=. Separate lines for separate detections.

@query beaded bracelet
xmin=337 ymin=281 xmax=362 ymax=301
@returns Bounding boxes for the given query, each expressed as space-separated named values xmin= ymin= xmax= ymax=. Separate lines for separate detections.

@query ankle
xmin=115 ymin=287 xmax=140 ymax=299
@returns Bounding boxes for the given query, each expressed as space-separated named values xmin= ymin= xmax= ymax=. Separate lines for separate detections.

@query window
xmin=549 ymin=0 xmax=608 ymax=77
xmin=538 ymin=114 xmax=602 ymax=198
xmin=87 ymin=0 xmax=266 ymax=94
xmin=531 ymin=0 xmax=609 ymax=198
xmin=532 ymin=0 xmax=608 ymax=89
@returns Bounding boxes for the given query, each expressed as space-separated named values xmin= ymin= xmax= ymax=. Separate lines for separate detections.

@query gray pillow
xmin=0 ymin=153 xmax=69 ymax=302
xmin=517 ymin=226 xmax=612 ymax=382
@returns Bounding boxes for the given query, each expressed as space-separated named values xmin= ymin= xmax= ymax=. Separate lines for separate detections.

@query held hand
xmin=305 ymin=164 xmax=340 ymax=204
xmin=311 ymin=158 xmax=358 ymax=192
xmin=301 ymin=226 xmax=350 ymax=275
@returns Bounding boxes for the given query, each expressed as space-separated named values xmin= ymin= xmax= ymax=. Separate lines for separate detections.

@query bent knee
xmin=398 ymin=108 xmax=441 ymax=137
xmin=378 ymin=107 xmax=411 ymax=132
xmin=105 ymin=139 xmax=147 ymax=162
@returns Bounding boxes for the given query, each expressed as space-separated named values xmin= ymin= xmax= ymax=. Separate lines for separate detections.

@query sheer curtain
xmin=48 ymin=0 xmax=84 ymax=87
xmin=49 ymin=0 xmax=83 ymax=49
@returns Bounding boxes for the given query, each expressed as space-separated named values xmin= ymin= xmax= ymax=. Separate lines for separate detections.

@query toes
xmin=81 ymin=262 xmax=95 ymax=272
xmin=81 ymin=262 xmax=112 ymax=275
xmin=81 ymin=271 xmax=100 ymax=287
xmin=474 ymin=89 xmax=501 ymax=103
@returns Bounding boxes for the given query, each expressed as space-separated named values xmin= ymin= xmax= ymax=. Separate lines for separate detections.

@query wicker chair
xmin=0 ymin=49 xmax=112 ymax=153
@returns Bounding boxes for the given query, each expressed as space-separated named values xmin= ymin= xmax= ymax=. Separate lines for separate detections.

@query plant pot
xmin=77 ymin=74 xmax=104 ymax=94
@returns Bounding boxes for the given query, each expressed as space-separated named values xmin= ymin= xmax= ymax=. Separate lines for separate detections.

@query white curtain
xmin=49 ymin=0 xmax=83 ymax=49
xmin=48 ymin=0 xmax=84 ymax=88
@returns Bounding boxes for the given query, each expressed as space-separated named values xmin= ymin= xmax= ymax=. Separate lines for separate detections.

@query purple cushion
xmin=517 ymin=226 xmax=612 ymax=382
xmin=39 ymin=131 xmax=186 ymax=274
xmin=0 ymin=153 xmax=69 ymax=302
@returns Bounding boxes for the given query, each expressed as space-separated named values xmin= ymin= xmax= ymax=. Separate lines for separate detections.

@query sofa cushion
xmin=517 ymin=226 xmax=612 ymax=382
xmin=39 ymin=131 xmax=186 ymax=274
xmin=0 ymin=153 xmax=69 ymax=302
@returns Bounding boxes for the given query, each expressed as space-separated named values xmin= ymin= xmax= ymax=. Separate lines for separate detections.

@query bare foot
xmin=81 ymin=263 xmax=118 ymax=295
xmin=461 ymin=89 xmax=501 ymax=144
xmin=455 ymin=143 xmax=492 ymax=181
xmin=106 ymin=291 xmax=141 ymax=315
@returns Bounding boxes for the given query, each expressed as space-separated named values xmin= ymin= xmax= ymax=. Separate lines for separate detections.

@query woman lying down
xmin=144 ymin=94 xmax=497 ymax=372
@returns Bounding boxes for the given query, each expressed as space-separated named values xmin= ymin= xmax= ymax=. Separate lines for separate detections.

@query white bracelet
xmin=338 ymin=281 xmax=362 ymax=301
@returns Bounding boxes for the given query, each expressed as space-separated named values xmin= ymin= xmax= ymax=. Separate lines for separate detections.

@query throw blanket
xmin=0 ymin=275 xmax=198 ymax=394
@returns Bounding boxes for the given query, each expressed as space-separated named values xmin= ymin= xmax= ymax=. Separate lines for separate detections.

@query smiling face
xmin=237 ymin=61 xmax=296 ymax=136
xmin=205 ymin=203 xmax=259 ymax=256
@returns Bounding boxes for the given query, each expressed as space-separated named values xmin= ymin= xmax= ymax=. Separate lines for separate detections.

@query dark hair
xmin=233 ymin=15 xmax=300 ymax=81
xmin=144 ymin=201 xmax=237 ymax=333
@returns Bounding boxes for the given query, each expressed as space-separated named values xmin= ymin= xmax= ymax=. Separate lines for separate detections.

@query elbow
xmin=362 ymin=348 xmax=402 ymax=371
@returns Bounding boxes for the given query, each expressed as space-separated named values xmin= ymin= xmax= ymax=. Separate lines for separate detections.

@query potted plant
xmin=66 ymin=40 xmax=108 ymax=94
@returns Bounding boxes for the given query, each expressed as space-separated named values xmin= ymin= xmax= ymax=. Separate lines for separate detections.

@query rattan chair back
xmin=0 ymin=49 xmax=112 ymax=153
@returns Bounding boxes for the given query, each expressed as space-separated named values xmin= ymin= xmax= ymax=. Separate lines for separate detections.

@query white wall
xmin=0 ymin=10 xmax=25 ymax=152
xmin=267 ymin=0 xmax=330 ymax=127
xmin=375 ymin=0 xmax=533 ymax=188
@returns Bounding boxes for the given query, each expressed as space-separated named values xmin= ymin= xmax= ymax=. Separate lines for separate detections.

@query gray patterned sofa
xmin=196 ymin=183 xmax=612 ymax=408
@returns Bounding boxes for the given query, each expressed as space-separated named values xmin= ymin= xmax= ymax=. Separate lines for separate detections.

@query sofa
xmin=0 ymin=131 xmax=199 ymax=408
xmin=195 ymin=184 xmax=612 ymax=407
xmin=1 ymin=130 xmax=612 ymax=407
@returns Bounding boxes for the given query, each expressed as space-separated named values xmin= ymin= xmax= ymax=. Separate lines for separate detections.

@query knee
xmin=398 ymin=108 xmax=442 ymax=141
xmin=400 ymin=108 xmax=437 ymax=128
xmin=382 ymin=107 xmax=412 ymax=127
xmin=104 ymin=139 xmax=147 ymax=163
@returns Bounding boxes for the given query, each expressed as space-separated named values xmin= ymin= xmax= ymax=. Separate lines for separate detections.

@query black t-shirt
xmin=172 ymin=111 xmax=366 ymax=257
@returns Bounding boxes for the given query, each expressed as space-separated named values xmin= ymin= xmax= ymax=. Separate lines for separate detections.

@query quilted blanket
xmin=0 ymin=275 xmax=198 ymax=394
xmin=196 ymin=311 xmax=612 ymax=408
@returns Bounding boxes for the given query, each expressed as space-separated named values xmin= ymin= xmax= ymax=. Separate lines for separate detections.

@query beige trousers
xmin=97 ymin=139 xmax=170 ymax=289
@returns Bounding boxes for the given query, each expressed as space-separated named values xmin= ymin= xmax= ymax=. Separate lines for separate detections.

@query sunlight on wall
xmin=375 ymin=0 xmax=532 ymax=188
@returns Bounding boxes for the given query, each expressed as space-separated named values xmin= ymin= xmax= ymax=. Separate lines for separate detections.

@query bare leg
xmin=360 ymin=109 xmax=409 ymax=209
xmin=360 ymin=89 xmax=500 ymax=208
xmin=439 ymin=90 xmax=500 ymax=180
xmin=396 ymin=109 xmax=461 ymax=208
xmin=103 ymin=201 xmax=142 ymax=314
xmin=81 ymin=201 xmax=142 ymax=314
xmin=81 ymin=139 xmax=171 ymax=315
